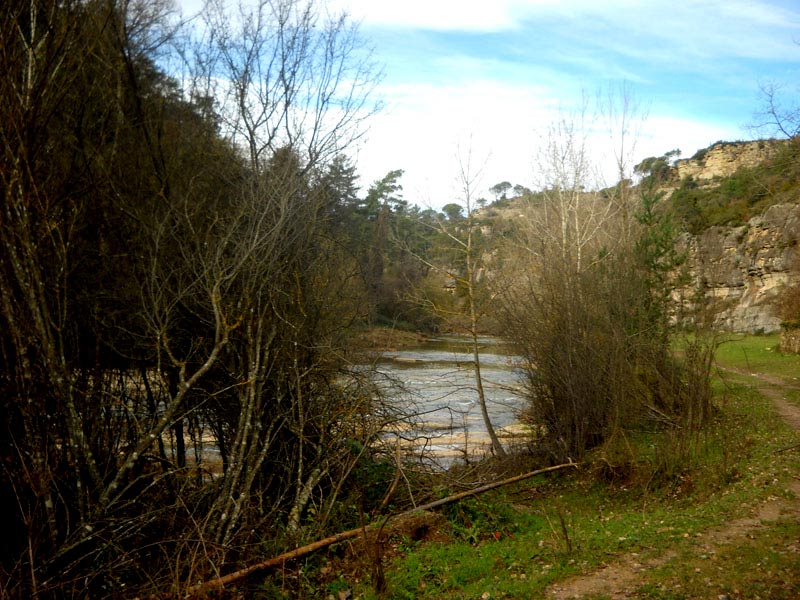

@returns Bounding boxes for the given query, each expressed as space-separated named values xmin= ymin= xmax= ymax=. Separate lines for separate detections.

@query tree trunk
xmin=466 ymin=222 xmax=506 ymax=458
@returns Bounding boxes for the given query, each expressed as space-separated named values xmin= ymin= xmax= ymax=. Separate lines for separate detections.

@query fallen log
xmin=187 ymin=461 xmax=578 ymax=596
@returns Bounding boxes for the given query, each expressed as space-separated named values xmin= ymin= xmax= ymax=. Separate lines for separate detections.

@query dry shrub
xmin=499 ymin=189 xmax=717 ymax=476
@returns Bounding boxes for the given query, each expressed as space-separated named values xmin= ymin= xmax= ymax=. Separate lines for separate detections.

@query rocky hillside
xmin=665 ymin=139 xmax=799 ymax=333
xmin=679 ymin=203 xmax=800 ymax=332
xmin=675 ymin=139 xmax=784 ymax=182
xmin=485 ymin=138 xmax=800 ymax=334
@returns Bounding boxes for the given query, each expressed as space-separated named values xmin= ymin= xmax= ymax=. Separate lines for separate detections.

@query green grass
xmin=300 ymin=335 xmax=800 ymax=599
xmin=714 ymin=332 xmax=800 ymax=382
xmin=636 ymin=516 xmax=800 ymax=599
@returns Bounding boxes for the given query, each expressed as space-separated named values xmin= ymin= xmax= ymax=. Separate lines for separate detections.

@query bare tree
xmin=753 ymin=81 xmax=800 ymax=139
xmin=498 ymin=96 xmax=712 ymax=464
xmin=195 ymin=0 xmax=381 ymax=174
xmin=520 ymin=87 xmax=647 ymax=274
xmin=121 ymin=0 xmax=385 ymax=572
xmin=410 ymin=146 xmax=507 ymax=458
xmin=597 ymin=82 xmax=648 ymax=186
xmin=0 ymin=0 xmax=385 ymax=595
xmin=525 ymin=105 xmax=618 ymax=274
xmin=598 ymin=81 xmax=650 ymax=242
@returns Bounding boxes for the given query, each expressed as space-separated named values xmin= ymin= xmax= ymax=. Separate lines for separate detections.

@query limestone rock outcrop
xmin=680 ymin=203 xmax=800 ymax=332
xmin=676 ymin=140 xmax=784 ymax=182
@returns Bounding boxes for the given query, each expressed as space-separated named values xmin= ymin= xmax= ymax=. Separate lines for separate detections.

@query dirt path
xmin=722 ymin=367 xmax=800 ymax=430
xmin=545 ymin=368 xmax=800 ymax=600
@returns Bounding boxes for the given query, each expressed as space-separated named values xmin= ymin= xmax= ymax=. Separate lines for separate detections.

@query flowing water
xmin=371 ymin=335 xmax=528 ymax=468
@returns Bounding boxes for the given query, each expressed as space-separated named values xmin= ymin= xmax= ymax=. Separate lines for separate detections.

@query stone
xmin=678 ymin=203 xmax=800 ymax=333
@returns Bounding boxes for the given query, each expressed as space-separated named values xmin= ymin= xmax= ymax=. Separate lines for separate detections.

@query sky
xmin=182 ymin=0 xmax=800 ymax=208
xmin=324 ymin=0 xmax=800 ymax=208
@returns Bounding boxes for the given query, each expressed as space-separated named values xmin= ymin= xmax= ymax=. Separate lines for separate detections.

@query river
xmin=371 ymin=335 xmax=529 ymax=468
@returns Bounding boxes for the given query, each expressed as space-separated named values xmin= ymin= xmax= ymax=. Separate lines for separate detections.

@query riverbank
xmin=365 ymin=331 xmax=527 ymax=469
xmin=352 ymin=325 xmax=506 ymax=353
xmin=352 ymin=326 xmax=431 ymax=351
xmin=290 ymin=334 xmax=800 ymax=599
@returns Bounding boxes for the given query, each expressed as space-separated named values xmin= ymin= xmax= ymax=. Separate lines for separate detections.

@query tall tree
xmin=489 ymin=180 xmax=512 ymax=201
xmin=411 ymin=148 xmax=507 ymax=458
xmin=498 ymin=100 xmax=710 ymax=463
xmin=0 ymin=0 xmax=384 ymax=595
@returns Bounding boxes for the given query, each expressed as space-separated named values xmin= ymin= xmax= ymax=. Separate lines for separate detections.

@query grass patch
xmin=715 ymin=332 xmax=800 ymax=383
xmin=636 ymin=516 xmax=800 ymax=599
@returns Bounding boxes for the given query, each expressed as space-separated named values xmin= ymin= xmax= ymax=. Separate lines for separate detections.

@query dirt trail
xmin=546 ymin=368 xmax=800 ymax=600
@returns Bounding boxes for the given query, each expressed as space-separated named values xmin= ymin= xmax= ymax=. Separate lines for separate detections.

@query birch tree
xmin=498 ymin=96 xmax=708 ymax=464
xmin=526 ymin=108 xmax=618 ymax=274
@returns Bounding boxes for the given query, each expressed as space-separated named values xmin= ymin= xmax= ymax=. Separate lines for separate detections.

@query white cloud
xmin=177 ymin=0 xmax=791 ymax=209
xmin=328 ymin=0 xmax=534 ymax=32
xmin=333 ymin=0 xmax=800 ymax=64
xmin=351 ymin=80 xmax=559 ymax=206
xmin=605 ymin=1 xmax=800 ymax=63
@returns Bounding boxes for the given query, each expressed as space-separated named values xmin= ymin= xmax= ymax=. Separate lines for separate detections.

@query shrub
xmin=499 ymin=188 xmax=715 ymax=465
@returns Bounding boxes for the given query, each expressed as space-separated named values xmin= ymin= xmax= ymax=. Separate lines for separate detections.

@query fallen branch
xmin=187 ymin=461 xmax=578 ymax=596
xmin=775 ymin=442 xmax=800 ymax=454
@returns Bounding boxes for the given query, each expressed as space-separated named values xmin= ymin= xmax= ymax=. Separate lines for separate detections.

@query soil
xmin=546 ymin=367 xmax=800 ymax=600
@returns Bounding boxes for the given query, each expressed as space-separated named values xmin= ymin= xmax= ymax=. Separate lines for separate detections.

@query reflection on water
xmin=372 ymin=335 xmax=528 ymax=468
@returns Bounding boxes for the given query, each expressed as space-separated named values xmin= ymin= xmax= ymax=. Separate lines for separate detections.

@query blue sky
xmin=326 ymin=0 xmax=800 ymax=207
xmin=179 ymin=0 xmax=800 ymax=207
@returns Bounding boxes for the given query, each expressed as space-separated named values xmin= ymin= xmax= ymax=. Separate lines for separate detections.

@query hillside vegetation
xmin=664 ymin=140 xmax=800 ymax=233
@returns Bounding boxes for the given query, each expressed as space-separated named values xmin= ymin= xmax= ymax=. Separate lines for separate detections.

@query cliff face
xmin=675 ymin=140 xmax=783 ymax=182
xmin=680 ymin=203 xmax=800 ymax=333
